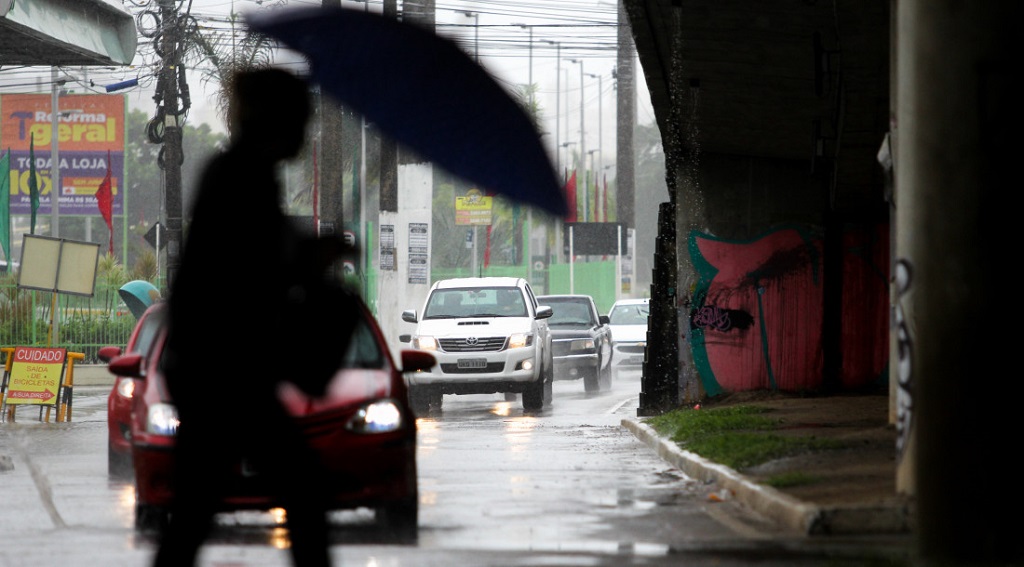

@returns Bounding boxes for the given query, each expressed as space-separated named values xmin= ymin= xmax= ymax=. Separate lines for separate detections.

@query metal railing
xmin=1 ymin=281 xmax=138 ymax=364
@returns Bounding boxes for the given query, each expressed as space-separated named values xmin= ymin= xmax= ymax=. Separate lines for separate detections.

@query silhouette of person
xmin=155 ymin=68 xmax=334 ymax=567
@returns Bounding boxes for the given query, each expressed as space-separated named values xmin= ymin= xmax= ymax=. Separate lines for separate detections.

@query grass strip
xmin=644 ymin=404 xmax=845 ymax=470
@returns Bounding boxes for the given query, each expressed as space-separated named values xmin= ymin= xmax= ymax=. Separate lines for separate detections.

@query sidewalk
xmin=623 ymin=392 xmax=914 ymax=536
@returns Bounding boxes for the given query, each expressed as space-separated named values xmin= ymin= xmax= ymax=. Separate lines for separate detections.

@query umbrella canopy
xmin=245 ymin=6 xmax=567 ymax=217
xmin=118 ymin=280 xmax=161 ymax=319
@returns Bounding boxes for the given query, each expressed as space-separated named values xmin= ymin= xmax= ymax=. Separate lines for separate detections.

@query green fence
xmin=1 ymin=281 xmax=139 ymax=364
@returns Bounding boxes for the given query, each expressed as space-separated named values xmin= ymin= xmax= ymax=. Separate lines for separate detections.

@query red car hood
xmin=277 ymin=368 xmax=398 ymax=416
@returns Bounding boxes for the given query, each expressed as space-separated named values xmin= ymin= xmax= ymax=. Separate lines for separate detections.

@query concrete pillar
xmin=895 ymin=1 xmax=1021 ymax=562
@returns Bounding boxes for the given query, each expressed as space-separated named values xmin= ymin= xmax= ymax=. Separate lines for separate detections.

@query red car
xmin=105 ymin=296 xmax=435 ymax=537
xmin=99 ymin=302 xmax=167 ymax=478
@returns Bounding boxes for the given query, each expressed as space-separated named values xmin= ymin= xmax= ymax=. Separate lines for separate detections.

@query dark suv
xmin=537 ymin=294 xmax=612 ymax=392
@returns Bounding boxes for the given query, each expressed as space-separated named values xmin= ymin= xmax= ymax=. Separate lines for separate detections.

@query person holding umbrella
xmin=155 ymin=67 xmax=338 ymax=567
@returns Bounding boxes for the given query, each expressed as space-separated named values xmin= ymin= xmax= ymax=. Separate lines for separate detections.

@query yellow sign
xmin=455 ymin=193 xmax=493 ymax=226
xmin=5 ymin=347 xmax=66 ymax=406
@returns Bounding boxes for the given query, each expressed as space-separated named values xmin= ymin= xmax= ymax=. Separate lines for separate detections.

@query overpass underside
xmin=1 ymin=0 xmax=137 ymax=67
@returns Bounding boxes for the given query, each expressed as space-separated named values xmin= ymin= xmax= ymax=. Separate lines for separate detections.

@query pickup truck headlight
xmin=570 ymin=338 xmax=596 ymax=352
xmin=508 ymin=333 xmax=533 ymax=349
xmin=414 ymin=336 xmax=439 ymax=351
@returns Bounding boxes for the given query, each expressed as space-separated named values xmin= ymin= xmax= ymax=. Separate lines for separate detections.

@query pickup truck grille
xmin=439 ymin=336 xmax=507 ymax=352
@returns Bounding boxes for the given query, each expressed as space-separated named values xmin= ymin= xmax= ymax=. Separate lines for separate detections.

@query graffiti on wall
xmin=690 ymin=304 xmax=754 ymax=332
xmin=893 ymin=259 xmax=913 ymax=459
xmin=688 ymin=224 xmax=889 ymax=396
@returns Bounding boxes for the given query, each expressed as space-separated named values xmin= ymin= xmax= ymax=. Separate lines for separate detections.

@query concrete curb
xmin=67 ymin=364 xmax=115 ymax=387
xmin=621 ymin=417 xmax=912 ymax=536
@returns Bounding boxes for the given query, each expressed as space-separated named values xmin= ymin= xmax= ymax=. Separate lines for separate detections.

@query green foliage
xmin=131 ymin=250 xmax=159 ymax=282
xmin=764 ymin=471 xmax=821 ymax=488
xmin=647 ymin=404 xmax=777 ymax=438
xmin=645 ymin=405 xmax=845 ymax=470
xmin=124 ymin=108 xmax=226 ymax=271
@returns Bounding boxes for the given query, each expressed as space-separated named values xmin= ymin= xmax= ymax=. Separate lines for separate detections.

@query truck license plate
xmin=457 ymin=358 xmax=487 ymax=369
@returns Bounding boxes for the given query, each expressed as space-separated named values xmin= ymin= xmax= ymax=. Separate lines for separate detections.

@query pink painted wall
xmin=688 ymin=225 xmax=888 ymax=395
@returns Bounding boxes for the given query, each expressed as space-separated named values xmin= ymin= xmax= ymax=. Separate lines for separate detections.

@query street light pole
xmin=585 ymin=72 xmax=603 ymax=174
xmin=461 ymin=11 xmax=479 ymax=62
xmin=586 ymin=72 xmax=603 ymax=220
xmin=50 ymin=68 xmax=62 ymax=238
xmin=566 ymin=58 xmax=585 ymax=221
xmin=49 ymin=68 xmax=62 ymax=348
xmin=462 ymin=10 xmax=480 ymax=275
xmin=515 ymin=23 xmax=535 ymax=285
xmin=543 ymin=40 xmax=561 ymax=173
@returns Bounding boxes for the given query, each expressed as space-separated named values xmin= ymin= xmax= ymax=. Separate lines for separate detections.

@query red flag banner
xmin=564 ymin=170 xmax=577 ymax=222
xmin=95 ymin=150 xmax=114 ymax=253
xmin=483 ymin=225 xmax=492 ymax=269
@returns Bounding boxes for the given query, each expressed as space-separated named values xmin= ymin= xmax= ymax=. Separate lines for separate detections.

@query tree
xmin=123 ymin=108 xmax=226 ymax=270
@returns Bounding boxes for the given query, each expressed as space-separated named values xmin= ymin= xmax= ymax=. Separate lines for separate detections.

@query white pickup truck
xmin=401 ymin=277 xmax=554 ymax=413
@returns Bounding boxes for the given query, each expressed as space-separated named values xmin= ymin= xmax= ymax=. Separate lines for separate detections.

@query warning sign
xmin=5 ymin=347 xmax=66 ymax=406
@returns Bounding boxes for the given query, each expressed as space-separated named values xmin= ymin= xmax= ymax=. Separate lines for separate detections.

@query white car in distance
xmin=607 ymin=297 xmax=650 ymax=378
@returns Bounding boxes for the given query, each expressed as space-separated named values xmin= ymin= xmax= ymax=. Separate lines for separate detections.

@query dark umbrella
xmin=245 ymin=6 xmax=567 ymax=217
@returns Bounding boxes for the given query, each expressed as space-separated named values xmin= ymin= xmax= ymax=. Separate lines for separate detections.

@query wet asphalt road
xmin=0 ymin=372 xmax=912 ymax=566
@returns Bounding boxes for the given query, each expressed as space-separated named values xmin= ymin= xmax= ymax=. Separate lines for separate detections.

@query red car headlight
xmin=116 ymin=378 xmax=135 ymax=399
xmin=146 ymin=403 xmax=180 ymax=436
xmin=346 ymin=400 xmax=403 ymax=433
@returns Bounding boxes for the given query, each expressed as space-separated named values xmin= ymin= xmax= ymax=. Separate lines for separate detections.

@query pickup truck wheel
xmin=408 ymin=386 xmax=430 ymax=416
xmin=543 ymin=364 xmax=553 ymax=406
xmin=583 ymin=368 xmax=600 ymax=393
xmin=428 ymin=390 xmax=444 ymax=412
xmin=522 ymin=378 xmax=544 ymax=411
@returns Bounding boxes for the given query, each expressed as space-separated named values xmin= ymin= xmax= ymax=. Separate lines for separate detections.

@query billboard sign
xmin=0 ymin=93 xmax=126 ymax=216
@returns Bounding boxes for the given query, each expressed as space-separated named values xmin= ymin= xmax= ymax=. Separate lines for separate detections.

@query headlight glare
xmin=415 ymin=336 xmax=438 ymax=351
xmin=508 ymin=333 xmax=532 ymax=349
xmin=347 ymin=400 xmax=403 ymax=433
xmin=147 ymin=403 xmax=179 ymax=436
xmin=116 ymin=378 xmax=135 ymax=399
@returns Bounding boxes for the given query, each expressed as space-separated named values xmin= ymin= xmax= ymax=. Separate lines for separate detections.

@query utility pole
xmin=379 ymin=0 xmax=399 ymax=214
xmin=320 ymin=0 xmax=344 ymax=250
xmin=615 ymin=0 xmax=636 ymax=233
xmin=158 ymin=0 xmax=184 ymax=292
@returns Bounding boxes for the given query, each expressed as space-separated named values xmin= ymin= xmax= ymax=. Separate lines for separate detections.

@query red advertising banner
xmin=0 ymin=93 xmax=126 ymax=216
